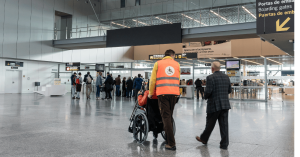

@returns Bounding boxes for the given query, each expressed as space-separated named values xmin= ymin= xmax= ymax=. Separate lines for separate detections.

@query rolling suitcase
xmin=100 ymin=87 xmax=106 ymax=99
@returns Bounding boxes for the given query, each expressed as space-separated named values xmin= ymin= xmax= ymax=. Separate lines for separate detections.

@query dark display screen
xmin=66 ymin=62 xmax=80 ymax=67
xmin=5 ymin=61 xmax=23 ymax=67
xmin=95 ymin=64 xmax=105 ymax=72
xmin=107 ymin=23 xmax=182 ymax=47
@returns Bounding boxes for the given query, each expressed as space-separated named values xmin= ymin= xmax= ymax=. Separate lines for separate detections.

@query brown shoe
xmin=195 ymin=136 xmax=207 ymax=144
xmin=165 ymin=144 xmax=176 ymax=151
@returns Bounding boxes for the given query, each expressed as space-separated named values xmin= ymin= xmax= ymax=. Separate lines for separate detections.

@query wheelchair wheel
xmin=132 ymin=113 xmax=149 ymax=143
xmin=161 ymin=118 xmax=176 ymax=140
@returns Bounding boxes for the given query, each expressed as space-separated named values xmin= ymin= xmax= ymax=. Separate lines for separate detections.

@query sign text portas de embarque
xmin=256 ymin=0 xmax=294 ymax=34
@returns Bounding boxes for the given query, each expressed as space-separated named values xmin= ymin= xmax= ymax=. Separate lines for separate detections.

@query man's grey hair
xmin=212 ymin=61 xmax=221 ymax=70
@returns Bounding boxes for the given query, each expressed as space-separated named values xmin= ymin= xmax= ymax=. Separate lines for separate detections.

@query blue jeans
xmin=127 ymin=89 xmax=132 ymax=97
xmin=71 ymin=85 xmax=76 ymax=97
xmin=116 ymin=85 xmax=120 ymax=96
xmin=96 ymin=86 xmax=100 ymax=98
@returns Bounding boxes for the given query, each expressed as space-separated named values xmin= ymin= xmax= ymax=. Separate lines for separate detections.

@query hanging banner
xmin=182 ymin=41 xmax=231 ymax=58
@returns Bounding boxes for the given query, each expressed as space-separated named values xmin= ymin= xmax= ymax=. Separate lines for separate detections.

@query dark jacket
xmin=115 ymin=77 xmax=121 ymax=85
xmin=204 ymin=71 xmax=232 ymax=114
xmin=195 ymin=79 xmax=203 ymax=88
xmin=71 ymin=74 xmax=76 ymax=85
xmin=126 ymin=79 xmax=133 ymax=91
xmin=122 ymin=80 xmax=126 ymax=90
xmin=133 ymin=77 xmax=143 ymax=90
xmin=104 ymin=75 xmax=113 ymax=91
xmin=84 ymin=74 xmax=93 ymax=84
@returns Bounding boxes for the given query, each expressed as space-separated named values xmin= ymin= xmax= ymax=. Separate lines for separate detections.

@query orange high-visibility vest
xmin=156 ymin=58 xmax=180 ymax=96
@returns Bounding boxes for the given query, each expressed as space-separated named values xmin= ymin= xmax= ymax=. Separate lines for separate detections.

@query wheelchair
xmin=128 ymin=89 xmax=176 ymax=143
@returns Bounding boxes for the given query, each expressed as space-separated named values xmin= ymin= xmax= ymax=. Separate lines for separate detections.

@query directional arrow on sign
xmin=276 ymin=17 xmax=291 ymax=32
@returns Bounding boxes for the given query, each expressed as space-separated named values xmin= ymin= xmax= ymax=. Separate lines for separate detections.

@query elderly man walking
xmin=196 ymin=61 xmax=232 ymax=150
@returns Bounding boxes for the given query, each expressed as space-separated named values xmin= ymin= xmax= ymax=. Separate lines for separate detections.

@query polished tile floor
xmin=0 ymin=93 xmax=294 ymax=157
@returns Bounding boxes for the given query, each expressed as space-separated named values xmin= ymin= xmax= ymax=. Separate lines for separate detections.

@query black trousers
xmin=200 ymin=109 xmax=229 ymax=148
xmin=158 ymin=95 xmax=178 ymax=147
xmin=196 ymin=87 xmax=204 ymax=99
xmin=134 ymin=89 xmax=139 ymax=102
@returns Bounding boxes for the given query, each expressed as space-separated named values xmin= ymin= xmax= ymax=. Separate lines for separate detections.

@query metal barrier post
xmin=264 ymin=57 xmax=268 ymax=102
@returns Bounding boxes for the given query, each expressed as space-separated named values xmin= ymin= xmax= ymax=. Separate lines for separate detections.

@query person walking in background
xmin=132 ymin=76 xmax=137 ymax=97
xmin=122 ymin=77 xmax=126 ymax=97
xmin=196 ymin=61 xmax=232 ymax=150
xmin=71 ymin=72 xmax=77 ymax=99
xmin=76 ymin=72 xmax=83 ymax=99
xmin=84 ymin=72 xmax=93 ymax=100
xmin=126 ymin=77 xmax=133 ymax=98
xmin=195 ymin=78 xmax=204 ymax=100
xmin=115 ymin=75 xmax=121 ymax=97
xmin=149 ymin=49 xmax=180 ymax=151
xmin=104 ymin=72 xmax=113 ymax=100
xmin=181 ymin=79 xmax=186 ymax=96
xmin=133 ymin=74 xmax=143 ymax=102
xmin=96 ymin=72 xmax=103 ymax=100
xmin=111 ymin=74 xmax=115 ymax=96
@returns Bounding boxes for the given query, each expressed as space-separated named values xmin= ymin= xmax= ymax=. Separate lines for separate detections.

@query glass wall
xmin=266 ymin=57 xmax=294 ymax=101
xmin=239 ymin=58 xmax=266 ymax=101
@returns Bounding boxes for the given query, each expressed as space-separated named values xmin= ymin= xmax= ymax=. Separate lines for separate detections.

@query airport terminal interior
xmin=0 ymin=0 xmax=296 ymax=156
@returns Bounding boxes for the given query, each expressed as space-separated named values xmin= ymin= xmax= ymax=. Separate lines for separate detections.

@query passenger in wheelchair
xmin=137 ymin=85 xmax=157 ymax=108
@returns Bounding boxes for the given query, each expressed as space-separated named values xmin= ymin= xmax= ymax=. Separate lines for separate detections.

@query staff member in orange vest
xmin=148 ymin=49 xmax=180 ymax=151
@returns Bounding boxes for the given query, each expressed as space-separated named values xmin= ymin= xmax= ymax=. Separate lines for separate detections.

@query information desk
xmin=34 ymin=85 xmax=67 ymax=96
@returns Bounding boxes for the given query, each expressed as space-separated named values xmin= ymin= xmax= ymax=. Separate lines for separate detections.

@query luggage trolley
xmin=128 ymin=85 xmax=176 ymax=143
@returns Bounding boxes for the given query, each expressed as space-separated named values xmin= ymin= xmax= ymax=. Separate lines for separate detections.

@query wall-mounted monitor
xmin=226 ymin=60 xmax=240 ymax=70
xmin=95 ymin=64 xmax=105 ymax=72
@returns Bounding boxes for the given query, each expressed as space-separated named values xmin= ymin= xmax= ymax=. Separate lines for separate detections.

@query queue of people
xmin=70 ymin=71 xmax=146 ymax=101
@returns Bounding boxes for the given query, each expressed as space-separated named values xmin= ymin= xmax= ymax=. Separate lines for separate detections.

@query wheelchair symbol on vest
xmin=165 ymin=66 xmax=175 ymax=76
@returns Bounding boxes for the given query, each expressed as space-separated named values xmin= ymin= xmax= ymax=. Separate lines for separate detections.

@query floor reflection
xmin=0 ymin=93 xmax=293 ymax=157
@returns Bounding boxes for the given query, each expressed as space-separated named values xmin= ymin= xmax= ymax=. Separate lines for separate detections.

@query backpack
xmin=76 ymin=77 xmax=80 ymax=84
xmin=87 ymin=75 xmax=92 ymax=83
